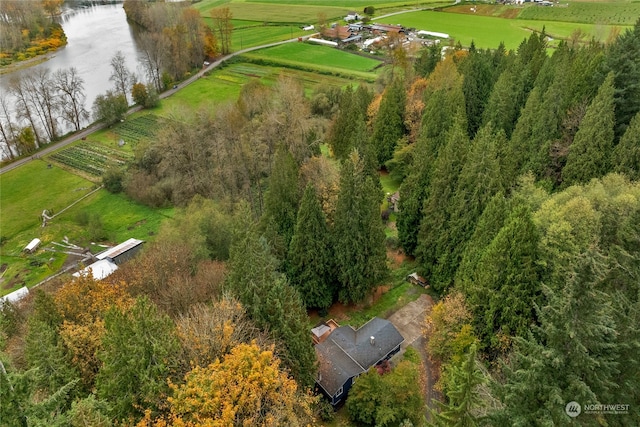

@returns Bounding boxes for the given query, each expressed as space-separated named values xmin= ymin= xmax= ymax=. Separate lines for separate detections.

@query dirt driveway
xmin=387 ymin=293 xmax=439 ymax=414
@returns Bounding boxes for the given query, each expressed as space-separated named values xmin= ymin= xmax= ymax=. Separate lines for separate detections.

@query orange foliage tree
xmin=138 ymin=342 xmax=316 ymax=427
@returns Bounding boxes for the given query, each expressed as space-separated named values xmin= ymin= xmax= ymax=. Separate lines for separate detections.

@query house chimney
xmin=370 ymin=336 xmax=375 ymax=345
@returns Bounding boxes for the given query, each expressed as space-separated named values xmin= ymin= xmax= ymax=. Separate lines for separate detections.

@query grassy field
xmin=240 ymin=42 xmax=383 ymax=81
xmin=378 ymin=9 xmax=628 ymax=49
xmin=518 ymin=1 xmax=640 ymax=26
xmin=0 ymin=180 xmax=173 ymax=295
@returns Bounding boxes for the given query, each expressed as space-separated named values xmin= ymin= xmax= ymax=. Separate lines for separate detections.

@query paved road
xmin=0 ymin=35 xmax=312 ymax=176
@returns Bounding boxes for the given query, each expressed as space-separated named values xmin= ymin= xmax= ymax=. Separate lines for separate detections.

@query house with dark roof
xmin=315 ymin=317 xmax=404 ymax=407
xmin=95 ymin=238 xmax=144 ymax=265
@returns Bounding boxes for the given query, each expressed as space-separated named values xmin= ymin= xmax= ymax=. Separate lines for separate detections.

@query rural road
xmin=0 ymin=35 xmax=313 ymax=176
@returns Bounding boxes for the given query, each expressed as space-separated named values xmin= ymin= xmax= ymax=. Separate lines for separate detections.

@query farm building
xmin=345 ymin=11 xmax=362 ymax=21
xmin=315 ymin=317 xmax=404 ymax=407
xmin=417 ymin=30 xmax=450 ymax=39
xmin=321 ymin=25 xmax=352 ymax=41
xmin=308 ymin=37 xmax=339 ymax=47
xmin=371 ymin=23 xmax=404 ymax=34
xmin=73 ymin=259 xmax=119 ymax=280
xmin=95 ymin=238 xmax=144 ymax=265
xmin=23 ymin=238 xmax=41 ymax=253
xmin=0 ymin=286 xmax=29 ymax=306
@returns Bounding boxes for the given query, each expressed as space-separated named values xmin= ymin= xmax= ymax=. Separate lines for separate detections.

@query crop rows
xmin=50 ymin=143 xmax=130 ymax=177
xmin=113 ymin=115 xmax=159 ymax=144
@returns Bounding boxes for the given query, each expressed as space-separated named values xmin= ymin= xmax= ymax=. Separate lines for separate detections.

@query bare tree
xmin=24 ymin=68 xmax=60 ymax=141
xmin=211 ymin=7 xmax=233 ymax=55
xmin=53 ymin=67 xmax=89 ymax=131
xmin=0 ymin=94 xmax=19 ymax=159
xmin=9 ymin=74 xmax=43 ymax=148
xmin=138 ymin=32 xmax=164 ymax=92
xmin=110 ymin=50 xmax=135 ymax=103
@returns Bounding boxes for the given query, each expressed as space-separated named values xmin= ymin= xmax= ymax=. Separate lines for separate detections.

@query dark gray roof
xmin=315 ymin=317 xmax=404 ymax=396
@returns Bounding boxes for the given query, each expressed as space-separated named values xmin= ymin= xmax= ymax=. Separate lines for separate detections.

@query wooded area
xmin=1 ymin=11 xmax=639 ymax=427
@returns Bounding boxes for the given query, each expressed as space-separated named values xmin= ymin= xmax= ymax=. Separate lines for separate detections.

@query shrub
xmin=364 ymin=6 xmax=375 ymax=15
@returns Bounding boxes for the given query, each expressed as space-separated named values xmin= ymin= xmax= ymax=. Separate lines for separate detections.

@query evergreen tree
xmin=96 ymin=297 xmax=179 ymax=422
xmin=460 ymin=48 xmax=495 ymax=138
xmin=397 ymin=58 xmax=466 ymax=255
xmin=604 ymin=18 xmax=640 ymax=141
xmin=414 ymin=43 xmax=441 ymax=77
xmin=494 ymin=251 xmax=619 ymax=425
xmin=415 ymin=113 xmax=470 ymax=283
xmin=288 ymin=184 xmax=334 ymax=310
xmin=612 ymin=111 xmax=640 ymax=181
xmin=426 ymin=123 xmax=503 ymax=291
xmin=370 ymin=77 xmax=406 ymax=167
xmin=333 ymin=151 xmax=388 ymax=304
xmin=468 ymin=205 xmax=542 ymax=353
xmin=455 ymin=192 xmax=510 ymax=290
xmin=24 ymin=291 xmax=80 ymax=395
xmin=562 ymin=72 xmax=616 ymax=186
xmin=430 ymin=344 xmax=484 ymax=427
xmin=261 ymin=146 xmax=300 ymax=257
xmin=329 ymin=85 xmax=371 ymax=160
xmin=227 ymin=205 xmax=317 ymax=386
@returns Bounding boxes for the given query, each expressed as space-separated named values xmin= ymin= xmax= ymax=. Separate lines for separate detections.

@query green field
xmin=240 ymin=42 xmax=383 ymax=80
xmin=518 ymin=1 xmax=640 ymax=26
xmin=378 ymin=9 xmax=628 ymax=49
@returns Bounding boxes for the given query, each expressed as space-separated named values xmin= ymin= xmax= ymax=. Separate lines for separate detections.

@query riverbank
xmin=0 ymin=24 xmax=67 ymax=71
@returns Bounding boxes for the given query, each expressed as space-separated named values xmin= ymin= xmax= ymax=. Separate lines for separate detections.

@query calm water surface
xmin=0 ymin=2 xmax=143 ymax=131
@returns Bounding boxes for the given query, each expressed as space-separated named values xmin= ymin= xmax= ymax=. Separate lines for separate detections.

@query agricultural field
xmin=49 ymin=142 xmax=133 ymax=179
xmin=377 ymin=9 xmax=627 ymax=49
xmin=113 ymin=114 xmax=159 ymax=144
xmin=240 ymin=42 xmax=383 ymax=81
xmin=231 ymin=25 xmax=307 ymax=51
xmin=158 ymin=60 xmax=374 ymax=113
xmin=517 ymin=1 xmax=640 ymax=26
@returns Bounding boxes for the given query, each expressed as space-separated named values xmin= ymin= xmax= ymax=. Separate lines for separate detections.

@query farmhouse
xmin=95 ymin=237 xmax=144 ymax=265
xmin=315 ymin=317 xmax=404 ymax=407
xmin=345 ymin=11 xmax=362 ymax=22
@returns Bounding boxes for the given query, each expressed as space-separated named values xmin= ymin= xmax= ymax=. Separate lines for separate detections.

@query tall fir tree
xmin=333 ymin=151 xmax=388 ymax=304
xmin=562 ymin=72 xmax=616 ymax=186
xmin=261 ymin=146 xmax=300 ymax=258
xmin=288 ymin=184 xmax=334 ymax=310
xmin=415 ymin=113 xmax=470 ymax=282
xmin=430 ymin=344 xmax=485 ymax=427
xmin=494 ymin=251 xmax=619 ymax=425
xmin=426 ymin=123 xmax=503 ymax=291
xmin=604 ymin=18 xmax=640 ymax=141
xmin=460 ymin=47 xmax=496 ymax=139
xmin=96 ymin=296 xmax=179 ymax=422
xmin=370 ymin=77 xmax=406 ymax=167
xmin=467 ymin=204 xmax=542 ymax=353
xmin=397 ymin=57 xmax=466 ymax=255
xmin=329 ymin=85 xmax=371 ymax=160
xmin=227 ymin=204 xmax=317 ymax=386
xmin=612 ymin=111 xmax=640 ymax=181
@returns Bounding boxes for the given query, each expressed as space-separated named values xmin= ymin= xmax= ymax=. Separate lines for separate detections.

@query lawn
xmin=207 ymin=2 xmax=349 ymax=23
xmin=377 ymin=9 xmax=627 ymax=49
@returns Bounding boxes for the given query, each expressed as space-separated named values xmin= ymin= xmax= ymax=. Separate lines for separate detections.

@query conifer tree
xmin=426 ymin=123 xmax=503 ymax=291
xmin=612 ymin=111 xmax=640 ymax=181
xmin=227 ymin=205 xmax=317 ymax=386
xmin=262 ymin=146 xmax=300 ymax=256
xmin=96 ymin=297 xmax=179 ymax=422
xmin=468 ymin=205 xmax=542 ymax=352
xmin=329 ymin=85 xmax=371 ymax=160
xmin=460 ymin=48 xmax=495 ymax=138
xmin=416 ymin=113 xmax=469 ymax=282
xmin=494 ymin=251 xmax=619 ymax=425
xmin=562 ymin=72 xmax=615 ymax=186
xmin=430 ymin=344 xmax=484 ymax=427
xmin=604 ymin=18 xmax=640 ymax=141
xmin=370 ymin=77 xmax=406 ymax=166
xmin=333 ymin=151 xmax=387 ymax=304
xmin=397 ymin=58 xmax=466 ymax=255
xmin=288 ymin=184 xmax=334 ymax=310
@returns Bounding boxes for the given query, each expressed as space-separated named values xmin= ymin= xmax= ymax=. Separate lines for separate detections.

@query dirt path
xmin=386 ymin=293 xmax=440 ymax=416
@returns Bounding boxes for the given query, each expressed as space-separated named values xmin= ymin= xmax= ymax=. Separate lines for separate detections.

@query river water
xmin=0 ymin=1 xmax=143 ymax=141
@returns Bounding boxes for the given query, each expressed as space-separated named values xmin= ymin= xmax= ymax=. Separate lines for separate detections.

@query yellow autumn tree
xmin=138 ymin=342 xmax=315 ymax=427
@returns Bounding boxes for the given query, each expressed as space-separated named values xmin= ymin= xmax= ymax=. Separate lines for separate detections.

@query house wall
xmin=111 ymin=245 xmax=143 ymax=265
xmin=331 ymin=376 xmax=354 ymax=406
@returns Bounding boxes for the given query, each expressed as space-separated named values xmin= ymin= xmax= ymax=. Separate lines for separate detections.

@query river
xmin=0 ymin=1 xmax=143 ymax=145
